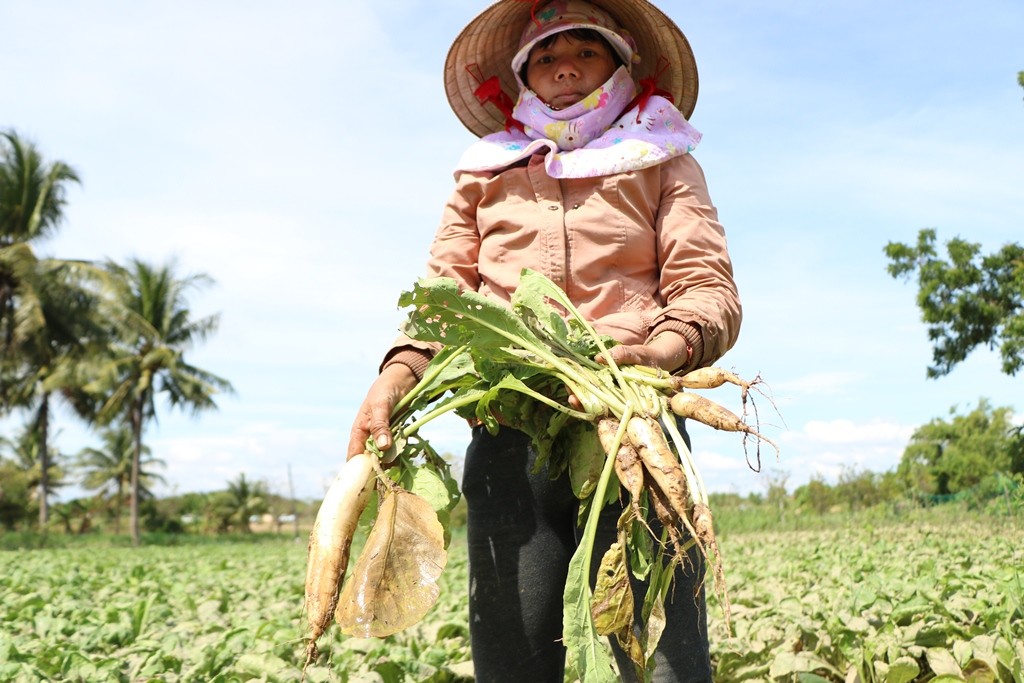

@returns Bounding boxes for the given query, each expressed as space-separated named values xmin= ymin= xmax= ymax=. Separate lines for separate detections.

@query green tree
xmin=793 ymin=474 xmax=837 ymax=515
xmin=763 ymin=469 xmax=790 ymax=518
xmin=833 ymin=465 xmax=901 ymax=511
xmin=223 ymin=473 xmax=269 ymax=533
xmin=0 ymin=457 xmax=33 ymax=530
xmin=88 ymin=258 xmax=233 ymax=545
xmin=897 ymin=398 xmax=1022 ymax=496
xmin=76 ymin=424 xmax=165 ymax=535
xmin=0 ymin=130 xmax=79 ymax=245
xmin=1 ymin=257 xmax=106 ymax=526
xmin=0 ymin=130 xmax=82 ymax=366
xmin=0 ymin=131 xmax=100 ymax=526
xmin=49 ymin=498 xmax=98 ymax=535
xmin=0 ymin=426 xmax=67 ymax=522
xmin=884 ymin=228 xmax=1024 ymax=377
xmin=202 ymin=491 xmax=236 ymax=534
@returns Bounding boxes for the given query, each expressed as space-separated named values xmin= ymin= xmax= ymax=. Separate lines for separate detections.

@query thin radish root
xmin=615 ymin=443 xmax=649 ymax=526
xmin=672 ymin=367 xmax=783 ymax=446
xmin=643 ymin=470 xmax=686 ymax=559
xmin=668 ymin=392 xmax=778 ymax=453
xmin=673 ymin=366 xmax=758 ymax=398
xmin=692 ymin=502 xmax=731 ymax=629
xmin=613 ymin=441 xmax=644 ymax=503
xmin=618 ymin=410 xmax=739 ymax=631
xmin=303 ymin=453 xmax=377 ymax=671
xmin=599 ymin=417 xmax=649 ymax=534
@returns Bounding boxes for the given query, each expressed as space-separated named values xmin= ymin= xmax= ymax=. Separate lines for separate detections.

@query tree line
xmin=0 ymin=425 xmax=291 ymax=539
xmin=0 ymin=129 xmax=233 ymax=546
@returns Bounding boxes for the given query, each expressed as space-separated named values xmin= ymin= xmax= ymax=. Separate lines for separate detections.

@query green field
xmin=1 ymin=512 xmax=1021 ymax=682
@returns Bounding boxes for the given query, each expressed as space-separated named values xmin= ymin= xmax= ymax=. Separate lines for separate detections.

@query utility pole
xmin=287 ymin=463 xmax=299 ymax=539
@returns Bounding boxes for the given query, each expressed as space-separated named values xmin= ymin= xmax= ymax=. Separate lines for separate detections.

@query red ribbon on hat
xmin=467 ymin=65 xmax=526 ymax=133
xmin=627 ymin=56 xmax=675 ymax=123
xmin=513 ymin=0 xmax=544 ymax=29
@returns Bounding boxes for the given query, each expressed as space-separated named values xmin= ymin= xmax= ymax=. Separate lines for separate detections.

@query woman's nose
xmin=554 ymin=58 xmax=579 ymax=80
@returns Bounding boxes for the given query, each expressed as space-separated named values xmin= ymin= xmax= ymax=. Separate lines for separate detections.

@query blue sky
xmin=2 ymin=0 xmax=1021 ymax=501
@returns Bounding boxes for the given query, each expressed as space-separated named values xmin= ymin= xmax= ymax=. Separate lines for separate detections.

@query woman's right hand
xmin=346 ymin=363 xmax=418 ymax=459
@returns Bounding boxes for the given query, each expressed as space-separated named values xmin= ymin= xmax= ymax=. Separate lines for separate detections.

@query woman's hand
xmin=597 ymin=331 xmax=691 ymax=373
xmin=346 ymin=363 xmax=419 ymax=459
xmin=567 ymin=332 xmax=692 ymax=410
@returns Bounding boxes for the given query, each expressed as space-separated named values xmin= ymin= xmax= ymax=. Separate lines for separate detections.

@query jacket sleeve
xmin=651 ymin=153 xmax=742 ymax=369
xmin=381 ymin=170 xmax=487 ymax=378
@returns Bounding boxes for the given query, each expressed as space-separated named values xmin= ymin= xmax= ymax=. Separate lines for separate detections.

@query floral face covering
xmin=454 ymin=84 xmax=703 ymax=180
xmin=512 ymin=66 xmax=637 ymax=151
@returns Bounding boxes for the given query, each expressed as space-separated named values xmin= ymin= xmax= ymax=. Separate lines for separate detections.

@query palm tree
xmin=50 ymin=498 xmax=90 ymax=535
xmin=224 ymin=473 xmax=269 ymax=533
xmin=0 ymin=426 xmax=67 ymax=515
xmin=1 ymin=254 xmax=106 ymax=526
xmin=0 ymin=130 xmax=79 ymax=242
xmin=1 ymin=130 xmax=80 ymax=353
xmin=0 ymin=130 xmax=99 ymax=527
xmin=89 ymin=258 xmax=233 ymax=546
xmin=76 ymin=424 xmax=165 ymax=535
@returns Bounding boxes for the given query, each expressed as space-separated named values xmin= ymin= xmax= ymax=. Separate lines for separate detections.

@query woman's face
xmin=523 ymin=32 xmax=618 ymax=110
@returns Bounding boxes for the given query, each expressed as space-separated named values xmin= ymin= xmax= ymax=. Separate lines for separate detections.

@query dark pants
xmin=462 ymin=425 xmax=712 ymax=683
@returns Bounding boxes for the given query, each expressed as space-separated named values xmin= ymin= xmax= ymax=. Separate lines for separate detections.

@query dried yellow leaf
xmin=335 ymin=489 xmax=447 ymax=638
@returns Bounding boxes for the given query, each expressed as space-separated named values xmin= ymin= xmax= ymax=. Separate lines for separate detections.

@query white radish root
xmin=673 ymin=366 xmax=758 ymax=396
xmin=303 ymin=452 xmax=377 ymax=670
xmin=669 ymin=392 xmax=778 ymax=452
xmin=614 ymin=441 xmax=645 ymax=504
xmin=643 ymin=469 xmax=686 ymax=559
xmin=625 ymin=416 xmax=703 ymax=560
xmin=626 ymin=414 xmax=732 ymax=624
xmin=598 ymin=418 xmax=643 ymax=502
xmin=625 ymin=416 xmax=691 ymax=522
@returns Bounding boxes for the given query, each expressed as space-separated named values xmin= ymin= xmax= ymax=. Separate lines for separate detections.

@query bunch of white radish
xmin=302 ymin=269 xmax=777 ymax=682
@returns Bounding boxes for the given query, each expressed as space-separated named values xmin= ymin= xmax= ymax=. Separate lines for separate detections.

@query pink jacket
xmin=384 ymin=151 xmax=741 ymax=377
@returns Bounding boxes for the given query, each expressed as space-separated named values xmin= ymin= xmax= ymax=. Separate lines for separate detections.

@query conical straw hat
xmin=444 ymin=0 xmax=698 ymax=137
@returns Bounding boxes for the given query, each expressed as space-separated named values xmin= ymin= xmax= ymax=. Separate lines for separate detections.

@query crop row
xmin=0 ymin=516 xmax=1020 ymax=682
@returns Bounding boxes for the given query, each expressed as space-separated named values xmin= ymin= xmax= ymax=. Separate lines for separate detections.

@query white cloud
xmin=767 ymin=418 xmax=914 ymax=489
xmin=786 ymin=419 xmax=914 ymax=446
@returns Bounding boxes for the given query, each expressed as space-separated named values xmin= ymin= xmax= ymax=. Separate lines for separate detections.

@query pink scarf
xmin=512 ymin=66 xmax=637 ymax=151
xmin=455 ymin=69 xmax=702 ymax=179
